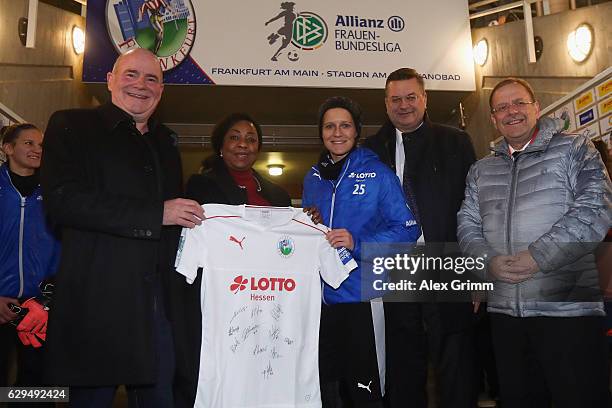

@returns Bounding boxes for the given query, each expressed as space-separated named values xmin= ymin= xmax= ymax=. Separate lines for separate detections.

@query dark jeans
xmin=490 ymin=313 xmax=612 ymax=408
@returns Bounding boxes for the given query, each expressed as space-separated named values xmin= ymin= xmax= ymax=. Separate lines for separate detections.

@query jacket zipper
xmin=5 ymin=168 xmax=27 ymax=298
xmin=18 ymin=197 xmax=25 ymax=298
xmin=329 ymin=184 xmax=336 ymax=227
xmin=506 ymin=153 xmax=521 ymax=316
xmin=328 ymin=158 xmax=351 ymax=227
xmin=322 ymin=178 xmax=336 ymax=306
xmin=320 ymin=159 xmax=351 ymax=305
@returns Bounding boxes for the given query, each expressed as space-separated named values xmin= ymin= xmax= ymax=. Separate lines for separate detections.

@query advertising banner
xmin=84 ymin=0 xmax=476 ymax=90
xmin=574 ymin=88 xmax=595 ymax=113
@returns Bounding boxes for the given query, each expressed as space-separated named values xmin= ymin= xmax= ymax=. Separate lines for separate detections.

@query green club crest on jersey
xmin=277 ymin=236 xmax=295 ymax=258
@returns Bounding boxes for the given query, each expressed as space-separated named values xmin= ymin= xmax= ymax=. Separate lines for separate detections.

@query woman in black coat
xmin=173 ymin=113 xmax=296 ymax=407
xmin=186 ymin=113 xmax=291 ymax=207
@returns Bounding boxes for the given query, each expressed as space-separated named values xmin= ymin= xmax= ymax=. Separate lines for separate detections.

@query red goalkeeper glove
xmin=15 ymin=298 xmax=49 ymax=347
xmin=17 ymin=331 xmax=44 ymax=348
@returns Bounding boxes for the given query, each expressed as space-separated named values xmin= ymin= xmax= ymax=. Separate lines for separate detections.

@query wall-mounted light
xmin=567 ymin=23 xmax=593 ymax=63
xmin=473 ymin=38 xmax=488 ymax=66
xmin=18 ymin=18 xmax=28 ymax=46
xmin=534 ymin=36 xmax=544 ymax=61
xmin=72 ymin=26 xmax=85 ymax=55
xmin=267 ymin=164 xmax=284 ymax=176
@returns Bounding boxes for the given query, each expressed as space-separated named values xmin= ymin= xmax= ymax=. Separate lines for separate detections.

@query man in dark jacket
xmin=41 ymin=48 xmax=203 ymax=407
xmin=363 ymin=67 xmax=477 ymax=408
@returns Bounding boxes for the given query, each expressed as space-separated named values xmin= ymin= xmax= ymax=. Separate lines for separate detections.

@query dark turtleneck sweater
xmin=8 ymin=169 xmax=39 ymax=197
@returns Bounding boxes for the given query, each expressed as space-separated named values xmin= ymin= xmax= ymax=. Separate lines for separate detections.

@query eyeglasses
xmin=388 ymin=94 xmax=422 ymax=105
xmin=491 ymin=100 xmax=536 ymax=114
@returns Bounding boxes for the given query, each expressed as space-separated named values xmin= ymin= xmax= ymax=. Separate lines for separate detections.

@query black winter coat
xmin=173 ymin=156 xmax=291 ymax=407
xmin=41 ymin=103 xmax=183 ymax=385
xmin=363 ymin=118 xmax=476 ymax=332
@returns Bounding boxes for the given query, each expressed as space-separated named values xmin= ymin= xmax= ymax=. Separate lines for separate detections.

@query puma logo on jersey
xmin=357 ymin=380 xmax=372 ymax=393
xmin=312 ymin=172 xmax=322 ymax=180
xmin=229 ymin=235 xmax=246 ymax=250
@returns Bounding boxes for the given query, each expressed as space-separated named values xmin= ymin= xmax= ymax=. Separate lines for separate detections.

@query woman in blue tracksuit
xmin=302 ymin=96 xmax=420 ymax=407
xmin=0 ymin=123 xmax=59 ymax=388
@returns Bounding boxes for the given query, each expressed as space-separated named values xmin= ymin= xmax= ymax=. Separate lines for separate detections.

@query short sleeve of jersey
xmin=175 ymin=223 xmax=207 ymax=284
xmin=317 ymin=237 xmax=357 ymax=289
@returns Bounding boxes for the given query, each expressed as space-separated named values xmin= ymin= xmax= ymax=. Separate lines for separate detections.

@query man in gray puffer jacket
xmin=458 ymin=77 xmax=611 ymax=408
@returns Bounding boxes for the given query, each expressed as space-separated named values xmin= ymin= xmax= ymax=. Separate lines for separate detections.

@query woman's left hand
xmin=303 ymin=207 xmax=323 ymax=225
xmin=325 ymin=229 xmax=354 ymax=251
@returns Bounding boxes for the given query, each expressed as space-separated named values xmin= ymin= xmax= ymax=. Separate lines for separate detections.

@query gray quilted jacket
xmin=458 ymin=117 xmax=612 ymax=317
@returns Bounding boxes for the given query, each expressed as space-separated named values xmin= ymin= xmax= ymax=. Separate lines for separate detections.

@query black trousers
xmin=69 ymin=284 xmax=175 ymax=408
xmin=490 ymin=313 xmax=612 ymax=408
xmin=384 ymin=302 xmax=478 ymax=408
xmin=0 ymin=323 xmax=53 ymax=408
xmin=319 ymin=302 xmax=384 ymax=408
xmin=474 ymin=309 xmax=499 ymax=399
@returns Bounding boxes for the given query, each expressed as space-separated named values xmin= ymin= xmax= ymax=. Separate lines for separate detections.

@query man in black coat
xmin=41 ymin=49 xmax=203 ymax=407
xmin=363 ymin=68 xmax=478 ymax=408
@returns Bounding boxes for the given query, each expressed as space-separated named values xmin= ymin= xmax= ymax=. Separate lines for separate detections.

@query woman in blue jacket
xmin=302 ymin=97 xmax=419 ymax=407
xmin=0 ymin=123 xmax=59 ymax=388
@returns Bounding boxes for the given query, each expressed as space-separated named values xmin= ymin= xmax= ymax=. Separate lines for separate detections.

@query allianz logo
xmin=348 ymin=172 xmax=377 ymax=179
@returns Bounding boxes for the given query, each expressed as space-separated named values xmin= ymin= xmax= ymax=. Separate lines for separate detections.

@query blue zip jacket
xmin=302 ymin=147 xmax=420 ymax=303
xmin=0 ymin=164 xmax=60 ymax=298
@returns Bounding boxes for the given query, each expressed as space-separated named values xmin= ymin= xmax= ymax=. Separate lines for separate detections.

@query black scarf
xmin=316 ymin=150 xmax=351 ymax=180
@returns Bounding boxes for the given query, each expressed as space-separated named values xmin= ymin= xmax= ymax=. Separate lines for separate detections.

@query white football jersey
xmin=175 ymin=204 xmax=357 ymax=408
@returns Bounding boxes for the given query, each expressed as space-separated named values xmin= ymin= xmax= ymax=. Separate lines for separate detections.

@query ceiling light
xmin=567 ymin=23 xmax=593 ymax=63
xmin=267 ymin=164 xmax=284 ymax=176
xmin=473 ymin=38 xmax=488 ymax=66
xmin=72 ymin=26 xmax=85 ymax=55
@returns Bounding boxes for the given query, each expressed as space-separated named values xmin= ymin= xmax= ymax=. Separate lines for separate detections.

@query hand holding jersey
xmin=303 ymin=206 xmax=323 ymax=224
xmin=163 ymin=197 xmax=205 ymax=228
xmin=325 ymin=228 xmax=354 ymax=250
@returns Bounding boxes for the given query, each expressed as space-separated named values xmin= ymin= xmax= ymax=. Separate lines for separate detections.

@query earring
xmin=220 ymin=152 xmax=223 ymax=157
